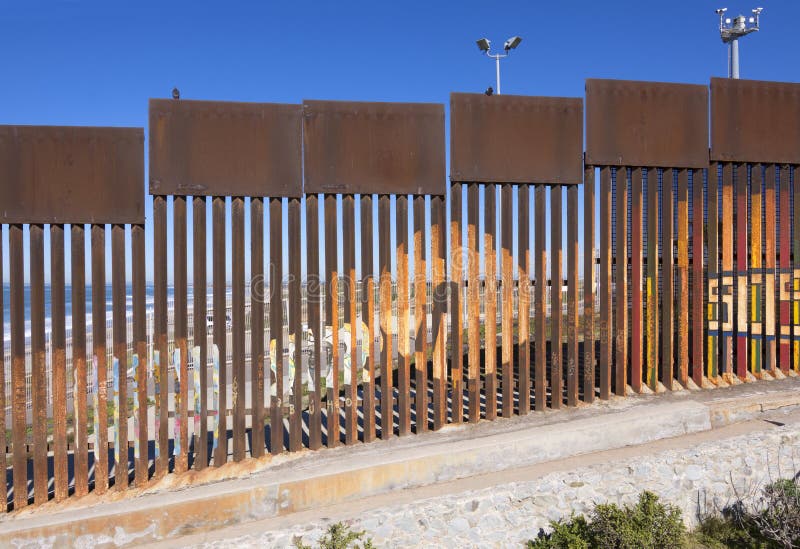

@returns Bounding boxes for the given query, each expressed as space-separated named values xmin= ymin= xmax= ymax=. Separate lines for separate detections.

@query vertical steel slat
xmin=793 ymin=167 xmax=800 ymax=373
xmin=721 ymin=164 xmax=734 ymax=381
xmin=30 ymin=224 xmax=47 ymax=504
xmin=71 ymin=224 xmax=88 ymax=497
xmin=518 ymin=185 xmax=531 ymax=413
xmin=174 ymin=197 xmax=189 ymax=471
xmin=111 ymin=224 xmax=128 ymax=489
xmin=677 ymin=169 xmax=689 ymax=386
xmin=360 ymin=195 xmax=376 ymax=441
xmin=10 ymin=225 xmax=26 ymax=509
xmin=50 ymin=224 xmax=68 ymax=501
xmin=501 ymin=185 xmax=513 ymax=418
xmin=154 ymin=196 xmax=169 ymax=474
xmin=431 ymin=195 xmax=447 ymax=430
xmin=792 ymin=166 xmax=800 ymax=372
xmin=0 ymin=228 xmax=4 ymax=508
xmin=661 ymin=170 xmax=674 ymax=389
xmin=466 ymin=184 xmax=480 ymax=421
xmin=614 ymin=170 xmax=628 ymax=396
xmin=132 ymin=224 xmax=148 ymax=483
xmin=91 ymin=223 xmax=108 ymax=493
xmin=324 ymin=195 xmax=340 ymax=446
xmin=0 ymin=226 xmax=4 ymax=510
xmin=449 ymin=183 xmax=464 ymax=423
xmin=735 ymin=166 xmax=748 ymax=380
xmin=250 ymin=197 xmax=265 ymax=457
xmin=551 ymin=186 xmax=563 ymax=409
xmin=484 ymin=185 xmax=497 ymax=420
xmin=691 ymin=169 xmax=705 ymax=386
xmin=342 ymin=195 xmax=358 ymax=443
xmin=378 ymin=195 xmax=393 ymax=438
xmin=646 ymin=169 xmax=660 ymax=390
xmin=269 ymin=197 xmax=284 ymax=453
xmin=567 ymin=186 xmax=579 ymax=407
xmin=599 ymin=167 xmax=612 ymax=399
xmin=396 ymin=195 xmax=410 ymax=435
xmin=583 ymin=168 xmax=596 ymax=403
xmin=212 ymin=196 xmax=228 ymax=463
xmin=630 ymin=169 xmax=643 ymax=393
xmin=288 ymin=197 xmax=303 ymax=451
xmin=306 ymin=195 xmax=323 ymax=449
xmin=707 ymin=165 xmax=720 ymax=380
xmin=192 ymin=197 xmax=208 ymax=469
xmin=779 ymin=165 xmax=791 ymax=373
xmin=750 ymin=166 xmax=763 ymax=377
xmin=413 ymin=196 xmax=428 ymax=432
xmin=534 ymin=184 xmax=547 ymax=411
xmin=231 ymin=197 xmax=245 ymax=461
xmin=764 ymin=166 xmax=777 ymax=373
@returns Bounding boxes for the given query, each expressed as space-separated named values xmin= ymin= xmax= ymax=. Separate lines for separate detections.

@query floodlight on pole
xmin=716 ymin=7 xmax=762 ymax=79
xmin=475 ymin=35 xmax=522 ymax=94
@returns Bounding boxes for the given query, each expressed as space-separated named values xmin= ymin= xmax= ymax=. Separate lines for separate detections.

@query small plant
xmin=294 ymin=522 xmax=375 ymax=549
xmin=529 ymin=491 xmax=687 ymax=548
xmin=696 ymin=475 xmax=800 ymax=549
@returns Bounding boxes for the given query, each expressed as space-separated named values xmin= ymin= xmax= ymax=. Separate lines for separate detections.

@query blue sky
xmin=0 ymin=1 xmax=796 ymax=284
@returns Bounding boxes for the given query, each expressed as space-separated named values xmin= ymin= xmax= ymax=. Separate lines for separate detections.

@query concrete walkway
xmin=1 ymin=376 xmax=799 ymax=548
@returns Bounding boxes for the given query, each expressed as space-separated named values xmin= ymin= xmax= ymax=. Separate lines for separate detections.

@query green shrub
xmin=529 ymin=491 xmax=687 ymax=548
xmin=294 ymin=522 xmax=375 ymax=549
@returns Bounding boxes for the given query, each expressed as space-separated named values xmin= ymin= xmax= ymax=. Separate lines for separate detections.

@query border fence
xmin=0 ymin=76 xmax=798 ymax=511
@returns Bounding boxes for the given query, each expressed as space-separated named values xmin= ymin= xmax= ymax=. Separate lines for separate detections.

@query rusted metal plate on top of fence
xmin=0 ymin=125 xmax=144 ymax=224
xmin=449 ymin=93 xmax=583 ymax=184
xmin=585 ymin=79 xmax=708 ymax=168
xmin=710 ymin=78 xmax=800 ymax=164
xmin=303 ymin=100 xmax=445 ymax=195
xmin=149 ymin=99 xmax=302 ymax=197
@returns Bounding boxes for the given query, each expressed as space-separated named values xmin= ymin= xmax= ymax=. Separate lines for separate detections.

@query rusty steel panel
xmin=764 ymin=166 xmax=776 ymax=373
xmin=250 ymin=198 xmax=265 ymax=457
xmin=111 ymin=224 xmax=129 ymax=488
xmin=585 ymin=79 xmax=709 ymax=169
xmin=396 ymin=196 xmax=411 ymax=434
xmin=173 ymin=198 xmax=189 ymax=472
xmin=0 ymin=126 xmax=143 ymax=224
xmin=449 ymin=93 xmax=583 ymax=185
xmin=149 ymin=99 xmax=301 ymax=197
xmin=50 ymin=225 xmax=67 ymax=502
xmin=303 ymin=100 xmax=445 ymax=195
xmin=710 ymin=78 xmax=800 ymax=164
xmin=779 ymin=167 xmax=792 ymax=372
xmin=288 ymin=198 xmax=303 ymax=451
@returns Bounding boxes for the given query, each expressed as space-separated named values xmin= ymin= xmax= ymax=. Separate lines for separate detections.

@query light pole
xmin=716 ymin=7 xmax=762 ymax=79
xmin=476 ymin=36 xmax=522 ymax=94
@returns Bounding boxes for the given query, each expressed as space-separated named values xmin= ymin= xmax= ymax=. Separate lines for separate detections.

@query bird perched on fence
xmin=172 ymin=87 xmax=180 ymax=100
xmin=485 ymin=86 xmax=494 ymax=96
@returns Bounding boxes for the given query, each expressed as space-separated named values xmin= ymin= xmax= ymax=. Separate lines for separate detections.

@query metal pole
xmin=495 ymin=55 xmax=501 ymax=94
xmin=731 ymin=38 xmax=740 ymax=79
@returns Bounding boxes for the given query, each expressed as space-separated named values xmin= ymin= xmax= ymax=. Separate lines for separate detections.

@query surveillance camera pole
xmin=716 ymin=8 xmax=762 ymax=79
xmin=490 ymin=52 xmax=504 ymax=94
xmin=476 ymin=37 xmax=522 ymax=95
